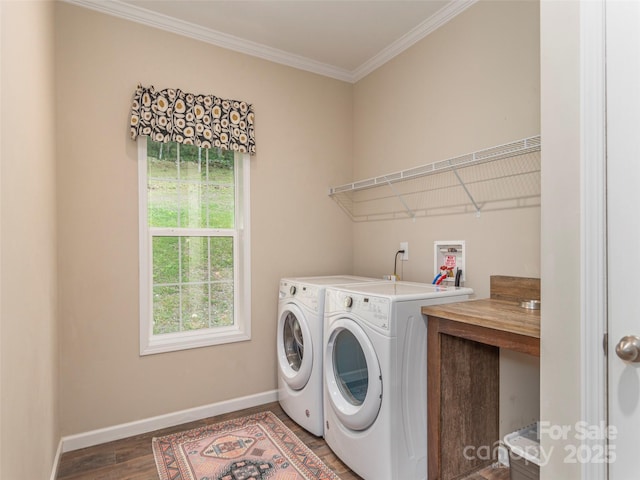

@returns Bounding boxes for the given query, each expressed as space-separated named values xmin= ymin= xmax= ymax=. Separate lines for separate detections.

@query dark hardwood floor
xmin=56 ymin=401 xmax=362 ymax=480
xmin=460 ymin=464 xmax=511 ymax=480
xmin=56 ymin=401 xmax=511 ymax=480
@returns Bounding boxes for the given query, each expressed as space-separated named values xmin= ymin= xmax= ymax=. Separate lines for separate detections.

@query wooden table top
xmin=421 ymin=298 xmax=540 ymax=339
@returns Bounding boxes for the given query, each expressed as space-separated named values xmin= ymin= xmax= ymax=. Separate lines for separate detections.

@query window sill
xmin=140 ymin=327 xmax=251 ymax=356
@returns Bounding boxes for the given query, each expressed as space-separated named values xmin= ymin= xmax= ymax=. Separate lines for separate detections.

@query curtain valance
xmin=130 ymin=85 xmax=256 ymax=155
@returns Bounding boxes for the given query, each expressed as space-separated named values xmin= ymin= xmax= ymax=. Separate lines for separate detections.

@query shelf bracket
xmin=450 ymin=163 xmax=481 ymax=216
xmin=382 ymin=176 xmax=416 ymax=219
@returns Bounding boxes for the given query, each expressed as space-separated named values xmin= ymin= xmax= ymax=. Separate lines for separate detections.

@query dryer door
xmin=325 ymin=318 xmax=382 ymax=431
xmin=277 ymin=302 xmax=313 ymax=390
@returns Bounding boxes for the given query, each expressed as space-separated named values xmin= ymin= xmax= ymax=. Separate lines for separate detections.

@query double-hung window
xmin=138 ymin=137 xmax=250 ymax=355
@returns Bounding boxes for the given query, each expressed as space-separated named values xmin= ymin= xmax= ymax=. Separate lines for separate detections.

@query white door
xmin=325 ymin=318 xmax=382 ymax=430
xmin=277 ymin=303 xmax=313 ymax=390
xmin=607 ymin=1 xmax=640 ymax=478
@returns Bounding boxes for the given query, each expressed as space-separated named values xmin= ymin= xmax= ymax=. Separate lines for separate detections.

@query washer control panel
xmin=280 ymin=280 xmax=320 ymax=312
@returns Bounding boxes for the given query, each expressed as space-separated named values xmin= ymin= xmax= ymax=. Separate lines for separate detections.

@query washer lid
xmin=282 ymin=275 xmax=382 ymax=287
xmin=329 ymin=280 xmax=473 ymax=301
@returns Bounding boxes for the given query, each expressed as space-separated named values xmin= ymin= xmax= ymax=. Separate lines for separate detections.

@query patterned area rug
xmin=152 ymin=411 xmax=340 ymax=480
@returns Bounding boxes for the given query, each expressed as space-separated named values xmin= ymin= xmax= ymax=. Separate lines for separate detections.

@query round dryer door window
xmin=277 ymin=303 xmax=313 ymax=390
xmin=325 ymin=318 xmax=382 ymax=431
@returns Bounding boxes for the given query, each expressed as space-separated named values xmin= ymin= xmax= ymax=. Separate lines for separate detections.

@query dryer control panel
xmin=348 ymin=294 xmax=391 ymax=331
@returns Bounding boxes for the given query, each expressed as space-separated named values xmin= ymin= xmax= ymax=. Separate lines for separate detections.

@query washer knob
xmin=344 ymin=296 xmax=353 ymax=308
xmin=290 ymin=286 xmax=297 ymax=295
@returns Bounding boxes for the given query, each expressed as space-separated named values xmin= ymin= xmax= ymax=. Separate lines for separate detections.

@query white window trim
xmin=138 ymin=138 xmax=251 ymax=355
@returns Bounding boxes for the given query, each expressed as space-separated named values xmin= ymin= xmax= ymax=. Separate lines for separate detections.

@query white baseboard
xmin=60 ymin=389 xmax=278 ymax=453
xmin=49 ymin=438 xmax=63 ymax=480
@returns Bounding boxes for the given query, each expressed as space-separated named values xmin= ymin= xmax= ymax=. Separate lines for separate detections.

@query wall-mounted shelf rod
xmin=328 ymin=135 xmax=541 ymax=222
xmin=329 ymin=135 xmax=541 ymax=196
xmin=382 ymin=175 xmax=416 ymax=219
xmin=451 ymin=166 xmax=481 ymax=215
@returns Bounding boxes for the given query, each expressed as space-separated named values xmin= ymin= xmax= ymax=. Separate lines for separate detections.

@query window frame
xmin=138 ymin=137 xmax=251 ymax=355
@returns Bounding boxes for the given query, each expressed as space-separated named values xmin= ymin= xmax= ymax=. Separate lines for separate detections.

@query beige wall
xmin=1 ymin=1 xmax=59 ymax=478
xmin=351 ymin=0 xmax=541 ymax=437
xmin=1 ymin=2 xmax=586 ymax=478
xmin=540 ymin=1 xmax=582 ymax=478
xmin=352 ymin=0 xmax=541 ymax=294
xmin=54 ymin=2 xmax=353 ymax=435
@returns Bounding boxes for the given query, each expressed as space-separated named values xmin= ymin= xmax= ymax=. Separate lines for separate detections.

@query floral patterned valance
xmin=130 ymin=85 xmax=256 ymax=155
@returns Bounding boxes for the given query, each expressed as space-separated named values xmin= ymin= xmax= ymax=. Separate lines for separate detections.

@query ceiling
xmin=67 ymin=0 xmax=477 ymax=83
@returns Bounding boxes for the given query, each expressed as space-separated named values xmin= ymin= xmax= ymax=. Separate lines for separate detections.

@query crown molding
xmin=351 ymin=0 xmax=478 ymax=82
xmin=63 ymin=0 xmax=476 ymax=84
xmin=62 ymin=0 xmax=355 ymax=82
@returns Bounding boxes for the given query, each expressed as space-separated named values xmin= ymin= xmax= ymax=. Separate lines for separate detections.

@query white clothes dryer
xmin=277 ymin=275 xmax=383 ymax=437
xmin=323 ymin=281 xmax=473 ymax=480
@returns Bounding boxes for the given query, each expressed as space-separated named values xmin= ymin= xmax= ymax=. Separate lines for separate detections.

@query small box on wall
xmin=434 ymin=240 xmax=465 ymax=286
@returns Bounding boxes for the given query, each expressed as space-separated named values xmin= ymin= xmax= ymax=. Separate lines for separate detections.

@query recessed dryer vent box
xmin=434 ymin=240 xmax=465 ymax=286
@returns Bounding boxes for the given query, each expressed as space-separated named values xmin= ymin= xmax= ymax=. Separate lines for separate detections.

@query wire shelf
xmin=328 ymin=135 xmax=541 ymax=221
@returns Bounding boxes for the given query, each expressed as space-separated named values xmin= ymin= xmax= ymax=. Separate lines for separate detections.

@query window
xmin=138 ymin=137 xmax=250 ymax=355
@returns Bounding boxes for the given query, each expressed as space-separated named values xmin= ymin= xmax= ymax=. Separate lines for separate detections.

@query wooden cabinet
xmin=422 ymin=276 xmax=540 ymax=480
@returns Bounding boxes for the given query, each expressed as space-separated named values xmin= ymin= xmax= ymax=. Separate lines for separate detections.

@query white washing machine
xmin=277 ymin=275 xmax=383 ymax=437
xmin=323 ymin=281 xmax=474 ymax=480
